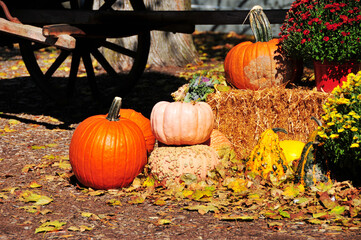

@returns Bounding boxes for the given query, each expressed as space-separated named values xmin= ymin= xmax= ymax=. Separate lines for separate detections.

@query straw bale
xmin=206 ymin=87 xmax=330 ymax=159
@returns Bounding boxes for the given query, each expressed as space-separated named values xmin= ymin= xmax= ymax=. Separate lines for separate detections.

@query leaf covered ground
xmin=0 ymin=32 xmax=361 ymax=239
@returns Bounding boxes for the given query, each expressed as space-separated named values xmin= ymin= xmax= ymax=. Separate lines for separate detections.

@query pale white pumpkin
xmin=150 ymin=101 xmax=214 ymax=145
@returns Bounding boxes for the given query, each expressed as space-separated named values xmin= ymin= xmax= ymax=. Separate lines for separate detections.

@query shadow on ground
xmin=0 ymin=71 xmax=187 ymax=128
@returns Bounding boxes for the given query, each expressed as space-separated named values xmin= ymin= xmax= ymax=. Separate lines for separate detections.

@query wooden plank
xmin=0 ymin=18 xmax=75 ymax=50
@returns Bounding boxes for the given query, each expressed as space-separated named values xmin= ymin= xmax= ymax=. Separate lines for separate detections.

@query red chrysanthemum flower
xmin=279 ymin=0 xmax=361 ymax=62
xmin=340 ymin=15 xmax=349 ymax=22
xmin=303 ymin=29 xmax=310 ymax=35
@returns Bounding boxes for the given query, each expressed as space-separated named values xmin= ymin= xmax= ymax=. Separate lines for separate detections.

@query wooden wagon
xmin=0 ymin=0 xmax=287 ymax=103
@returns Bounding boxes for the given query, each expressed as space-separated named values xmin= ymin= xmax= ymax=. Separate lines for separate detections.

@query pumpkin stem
xmin=272 ymin=128 xmax=288 ymax=134
xmin=106 ymin=97 xmax=122 ymax=121
xmin=249 ymin=5 xmax=272 ymax=42
xmin=311 ymin=116 xmax=322 ymax=127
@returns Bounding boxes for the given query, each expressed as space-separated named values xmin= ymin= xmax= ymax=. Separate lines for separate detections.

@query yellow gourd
xmin=247 ymin=128 xmax=288 ymax=180
xmin=280 ymin=140 xmax=306 ymax=165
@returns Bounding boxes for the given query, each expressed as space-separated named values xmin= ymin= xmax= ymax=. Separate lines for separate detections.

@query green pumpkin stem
xmin=106 ymin=97 xmax=122 ymax=121
xmin=249 ymin=5 xmax=272 ymax=42
xmin=311 ymin=116 xmax=322 ymax=126
xmin=272 ymin=128 xmax=288 ymax=134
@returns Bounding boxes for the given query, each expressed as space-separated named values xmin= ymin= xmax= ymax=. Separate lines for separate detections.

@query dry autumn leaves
xmin=2 ymin=115 xmax=360 ymax=235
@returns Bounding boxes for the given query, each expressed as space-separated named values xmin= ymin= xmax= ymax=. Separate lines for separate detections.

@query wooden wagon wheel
xmin=19 ymin=0 xmax=150 ymax=104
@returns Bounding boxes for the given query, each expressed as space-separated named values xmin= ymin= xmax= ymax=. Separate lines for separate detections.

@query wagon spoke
xmin=70 ymin=0 xmax=80 ymax=9
xmin=29 ymin=43 xmax=49 ymax=52
xmin=101 ymin=41 xmax=137 ymax=58
xmin=130 ymin=0 xmax=147 ymax=10
xmin=99 ymin=0 xmax=116 ymax=10
xmin=83 ymin=0 xmax=94 ymax=9
xmin=44 ymin=50 xmax=70 ymax=79
xmin=66 ymin=49 xmax=81 ymax=98
xmin=82 ymin=52 xmax=100 ymax=99
xmin=90 ymin=48 xmax=118 ymax=77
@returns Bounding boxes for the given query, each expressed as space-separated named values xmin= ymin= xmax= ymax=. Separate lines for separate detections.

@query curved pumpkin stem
xmin=272 ymin=127 xmax=288 ymax=134
xmin=310 ymin=116 xmax=322 ymax=144
xmin=106 ymin=96 xmax=122 ymax=121
xmin=311 ymin=116 xmax=322 ymax=127
xmin=249 ymin=5 xmax=272 ymax=42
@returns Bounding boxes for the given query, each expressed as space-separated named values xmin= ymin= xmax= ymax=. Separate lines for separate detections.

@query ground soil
xmin=0 ymin=32 xmax=360 ymax=239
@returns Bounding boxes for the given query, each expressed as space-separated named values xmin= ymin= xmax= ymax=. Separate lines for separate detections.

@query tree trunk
xmin=94 ymin=0 xmax=200 ymax=69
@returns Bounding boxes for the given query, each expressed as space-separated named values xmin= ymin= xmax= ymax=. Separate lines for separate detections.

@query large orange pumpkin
xmin=224 ymin=6 xmax=302 ymax=90
xmin=118 ymin=109 xmax=155 ymax=154
xmin=69 ymin=97 xmax=147 ymax=190
xmin=150 ymin=101 xmax=214 ymax=145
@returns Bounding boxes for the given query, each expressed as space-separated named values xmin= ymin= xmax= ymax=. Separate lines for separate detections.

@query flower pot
xmin=313 ymin=60 xmax=361 ymax=93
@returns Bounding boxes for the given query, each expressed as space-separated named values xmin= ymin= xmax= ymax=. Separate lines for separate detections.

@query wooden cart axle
xmin=12 ymin=9 xmax=287 ymax=26
xmin=2 ymin=8 xmax=287 ymax=48
xmin=11 ymin=9 xmax=287 ymax=37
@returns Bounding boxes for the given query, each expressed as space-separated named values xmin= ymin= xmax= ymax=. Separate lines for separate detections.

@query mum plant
xmin=318 ymin=71 xmax=361 ymax=183
xmin=184 ymin=76 xmax=220 ymax=102
xmin=279 ymin=0 xmax=361 ymax=63
xmin=171 ymin=75 xmax=220 ymax=102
